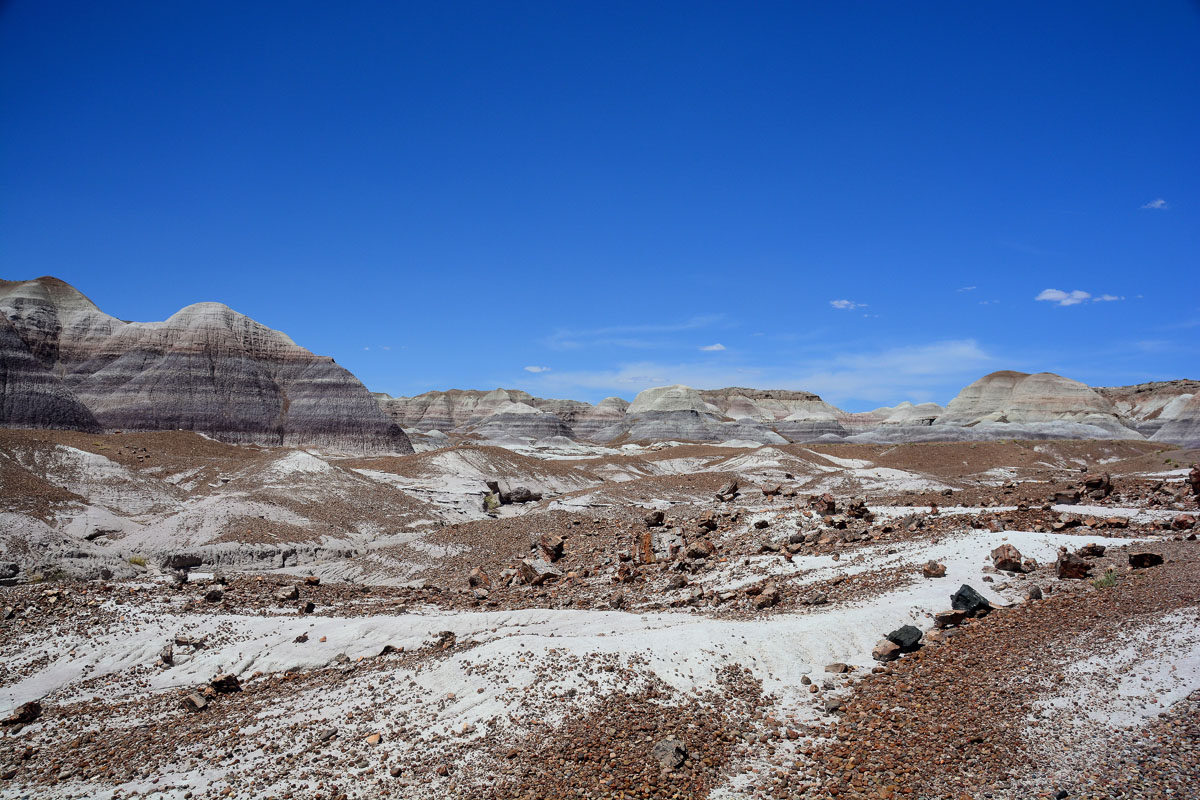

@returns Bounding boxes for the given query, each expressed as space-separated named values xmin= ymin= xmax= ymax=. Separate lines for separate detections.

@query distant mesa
xmin=0 ymin=277 xmax=411 ymax=454
xmin=378 ymin=371 xmax=1198 ymax=448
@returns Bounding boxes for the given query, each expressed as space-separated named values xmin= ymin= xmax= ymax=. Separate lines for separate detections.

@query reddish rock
xmin=934 ymin=609 xmax=968 ymax=629
xmin=181 ymin=693 xmax=207 ymax=713
xmin=1129 ymin=552 xmax=1164 ymax=569
xmin=810 ymin=493 xmax=837 ymax=516
xmin=921 ymin=561 xmax=947 ymax=578
xmin=753 ymin=583 xmax=780 ymax=609
xmin=520 ymin=559 xmax=562 ymax=586
xmin=1 ymin=702 xmax=40 ymax=726
xmin=210 ymin=674 xmax=241 ymax=693
xmin=872 ymin=640 xmax=900 ymax=662
xmin=991 ymin=543 xmax=1024 ymax=572
xmin=1055 ymin=549 xmax=1091 ymax=580
xmin=536 ymin=534 xmax=565 ymax=562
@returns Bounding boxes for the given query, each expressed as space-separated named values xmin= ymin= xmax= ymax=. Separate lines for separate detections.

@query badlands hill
xmin=0 ymin=277 xmax=411 ymax=454
xmin=2 ymin=277 xmax=1197 ymax=451
xmin=379 ymin=373 xmax=1200 ymax=449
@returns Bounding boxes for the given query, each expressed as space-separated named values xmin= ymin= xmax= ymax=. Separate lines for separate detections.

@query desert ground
xmin=2 ymin=430 xmax=1198 ymax=800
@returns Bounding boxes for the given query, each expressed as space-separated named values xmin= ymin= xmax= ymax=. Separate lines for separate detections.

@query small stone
xmin=990 ymin=544 xmax=1025 ymax=572
xmin=921 ymin=561 xmax=947 ymax=578
xmin=520 ymin=558 xmax=563 ymax=586
xmin=182 ymin=693 xmax=207 ymax=713
xmin=536 ymin=534 xmax=565 ymax=562
xmin=1056 ymin=549 xmax=1091 ymax=580
xmin=754 ymin=583 xmax=781 ymax=609
xmin=1 ymin=702 xmax=40 ymax=727
xmin=651 ymin=738 xmax=687 ymax=769
xmin=1129 ymin=552 xmax=1164 ymax=569
xmin=275 ymin=585 xmax=300 ymax=601
xmin=886 ymin=625 xmax=923 ymax=652
xmin=934 ymin=609 xmax=968 ymax=629
xmin=209 ymin=674 xmax=241 ymax=694
xmin=872 ymin=640 xmax=900 ymax=662
xmin=950 ymin=584 xmax=991 ymax=616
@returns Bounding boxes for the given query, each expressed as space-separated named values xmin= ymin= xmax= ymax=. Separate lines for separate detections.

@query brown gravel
xmin=782 ymin=539 xmax=1200 ymax=800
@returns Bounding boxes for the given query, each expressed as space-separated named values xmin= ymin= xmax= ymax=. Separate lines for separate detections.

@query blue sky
xmin=2 ymin=2 xmax=1197 ymax=410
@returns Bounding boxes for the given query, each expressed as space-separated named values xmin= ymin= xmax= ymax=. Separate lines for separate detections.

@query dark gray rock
xmin=950 ymin=584 xmax=991 ymax=617
xmin=885 ymin=625 xmax=923 ymax=652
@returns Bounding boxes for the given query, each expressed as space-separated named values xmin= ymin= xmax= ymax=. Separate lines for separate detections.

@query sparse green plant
xmin=1093 ymin=568 xmax=1117 ymax=589
xmin=128 ymin=555 xmax=147 ymax=567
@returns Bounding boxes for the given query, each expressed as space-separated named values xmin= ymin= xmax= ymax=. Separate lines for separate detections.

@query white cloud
xmin=1036 ymin=288 xmax=1091 ymax=307
xmin=957 ymin=286 xmax=977 ymax=292
xmin=1141 ymin=198 xmax=1169 ymax=210
xmin=546 ymin=315 xmax=724 ymax=350
xmin=362 ymin=346 xmax=370 ymax=351
xmin=523 ymin=365 xmax=552 ymax=373
xmin=699 ymin=343 xmax=726 ymax=351
xmin=1036 ymin=289 xmax=1126 ymax=306
xmin=830 ymin=299 xmax=866 ymax=311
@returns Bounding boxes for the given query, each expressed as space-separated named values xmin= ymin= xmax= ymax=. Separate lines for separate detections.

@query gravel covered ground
xmin=1 ymin=433 xmax=1198 ymax=799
